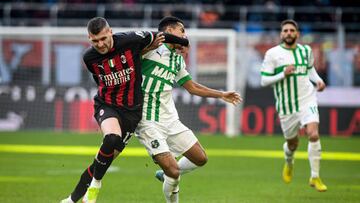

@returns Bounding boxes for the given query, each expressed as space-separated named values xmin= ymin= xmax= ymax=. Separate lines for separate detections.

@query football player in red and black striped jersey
xmin=61 ymin=17 xmax=189 ymax=203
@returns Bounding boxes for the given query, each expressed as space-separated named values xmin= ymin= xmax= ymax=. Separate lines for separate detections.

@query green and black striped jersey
xmin=261 ymin=43 xmax=317 ymax=115
xmin=141 ymin=44 xmax=191 ymax=122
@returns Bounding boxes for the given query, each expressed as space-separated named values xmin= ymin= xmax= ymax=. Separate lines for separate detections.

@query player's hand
xmin=284 ymin=65 xmax=295 ymax=76
xmin=221 ymin=91 xmax=243 ymax=106
xmin=142 ymin=32 xmax=165 ymax=55
xmin=316 ymin=80 xmax=326 ymax=92
xmin=153 ymin=32 xmax=165 ymax=47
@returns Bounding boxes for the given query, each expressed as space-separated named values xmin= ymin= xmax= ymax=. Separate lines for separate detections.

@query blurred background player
xmin=135 ymin=16 xmax=242 ymax=203
xmin=61 ymin=17 xmax=189 ymax=203
xmin=260 ymin=19 xmax=327 ymax=192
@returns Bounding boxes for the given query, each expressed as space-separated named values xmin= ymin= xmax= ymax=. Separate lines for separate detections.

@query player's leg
xmin=155 ymin=128 xmax=205 ymax=181
xmin=180 ymin=141 xmax=207 ymax=175
xmin=154 ymin=153 xmax=181 ymax=203
xmin=305 ymin=122 xmax=327 ymax=192
xmin=135 ymin=122 xmax=180 ymax=203
xmin=279 ymin=114 xmax=300 ymax=183
xmin=301 ymin=104 xmax=327 ymax=191
xmin=83 ymin=117 xmax=124 ymax=202
xmin=63 ymin=118 xmax=122 ymax=202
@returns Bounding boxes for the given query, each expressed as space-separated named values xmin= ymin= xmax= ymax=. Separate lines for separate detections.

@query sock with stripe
xmin=93 ymin=134 xmax=121 ymax=181
xmin=70 ymin=162 xmax=95 ymax=202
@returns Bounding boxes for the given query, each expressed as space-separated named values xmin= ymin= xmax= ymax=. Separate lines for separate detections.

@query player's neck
xmin=282 ymin=42 xmax=297 ymax=49
xmin=110 ymin=38 xmax=114 ymax=49
xmin=166 ymin=43 xmax=175 ymax=50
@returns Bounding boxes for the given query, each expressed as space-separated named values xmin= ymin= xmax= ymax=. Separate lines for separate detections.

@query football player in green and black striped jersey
xmin=261 ymin=19 xmax=327 ymax=192
xmin=135 ymin=16 xmax=242 ymax=203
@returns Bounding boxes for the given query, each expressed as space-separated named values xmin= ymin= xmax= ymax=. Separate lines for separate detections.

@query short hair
xmin=87 ymin=17 xmax=109 ymax=34
xmin=280 ymin=19 xmax=299 ymax=31
xmin=158 ymin=16 xmax=184 ymax=31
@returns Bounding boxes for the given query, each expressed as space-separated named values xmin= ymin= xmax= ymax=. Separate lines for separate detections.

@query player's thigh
xmin=136 ymin=125 xmax=170 ymax=157
xmin=183 ymin=141 xmax=207 ymax=166
xmin=100 ymin=118 xmax=122 ymax=135
xmin=279 ymin=113 xmax=301 ymax=140
xmin=300 ymin=104 xmax=320 ymax=128
xmin=94 ymin=100 xmax=122 ymax=135
xmin=167 ymin=129 xmax=198 ymax=158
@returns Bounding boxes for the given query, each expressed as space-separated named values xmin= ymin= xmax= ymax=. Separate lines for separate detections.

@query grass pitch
xmin=0 ymin=131 xmax=359 ymax=203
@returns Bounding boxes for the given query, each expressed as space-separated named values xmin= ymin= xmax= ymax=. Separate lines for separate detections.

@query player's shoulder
xmin=82 ymin=46 xmax=99 ymax=62
xmin=265 ymin=45 xmax=282 ymax=56
xmin=114 ymin=31 xmax=151 ymax=39
xmin=297 ymin=43 xmax=312 ymax=51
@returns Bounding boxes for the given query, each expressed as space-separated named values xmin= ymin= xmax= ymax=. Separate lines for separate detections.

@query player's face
xmin=88 ymin=27 xmax=113 ymax=54
xmin=280 ymin=24 xmax=299 ymax=46
xmin=166 ymin=22 xmax=186 ymax=39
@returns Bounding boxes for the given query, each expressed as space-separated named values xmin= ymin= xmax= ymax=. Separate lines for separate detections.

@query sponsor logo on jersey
xmin=151 ymin=66 xmax=175 ymax=81
xmin=294 ymin=65 xmax=307 ymax=74
xmin=98 ymin=66 xmax=134 ymax=86
xmin=99 ymin=109 xmax=104 ymax=116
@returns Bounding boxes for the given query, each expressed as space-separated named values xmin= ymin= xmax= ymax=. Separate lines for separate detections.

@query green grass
xmin=0 ymin=131 xmax=359 ymax=203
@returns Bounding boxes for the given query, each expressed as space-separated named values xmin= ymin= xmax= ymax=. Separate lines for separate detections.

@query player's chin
xmin=96 ymin=47 xmax=108 ymax=54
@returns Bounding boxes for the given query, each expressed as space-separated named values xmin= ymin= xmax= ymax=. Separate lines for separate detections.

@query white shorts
xmin=135 ymin=119 xmax=198 ymax=158
xmin=279 ymin=104 xmax=319 ymax=139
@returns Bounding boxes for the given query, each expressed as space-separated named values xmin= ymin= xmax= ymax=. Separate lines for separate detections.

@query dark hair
xmin=280 ymin=19 xmax=299 ymax=31
xmin=87 ymin=17 xmax=109 ymax=34
xmin=158 ymin=16 xmax=184 ymax=31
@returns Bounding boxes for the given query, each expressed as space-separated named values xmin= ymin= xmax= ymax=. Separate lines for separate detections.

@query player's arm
xmin=141 ymin=32 xmax=165 ymax=55
xmin=305 ymin=45 xmax=326 ymax=91
xmin=309 ymin=67 xmax=326 ymax=91
xmin=182 ymin=80 xmax=242 ymax=105
xmin=260 ymin=50 xmax=293 ymax=87
xmin=141 ymin=32 xmax=189 ymax=55
xmin=261 ymin=65 xmax=294 ymax=86
xmin=160 ymin=32 xmax=189 ymax=46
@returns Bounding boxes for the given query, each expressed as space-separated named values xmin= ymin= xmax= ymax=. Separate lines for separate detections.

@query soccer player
xmin=60 ymin=17 xmax=189 ymax=203
xmin=260 ymin=19 xmax=327 ymax=192
xmin=135 ymin=16 xmax=242 ymax=203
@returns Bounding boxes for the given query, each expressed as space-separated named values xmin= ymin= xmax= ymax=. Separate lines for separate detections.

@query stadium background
xmin=0 ymin=1 xmax=359 ymax=136
xmin=0 ymin=1 xmax=359 ymax=203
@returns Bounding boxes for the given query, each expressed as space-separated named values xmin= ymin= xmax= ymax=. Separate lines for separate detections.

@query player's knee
xmin=164 ymin=166 xmax=180 ymax=179
xmin=195 ymin=154 xmax=208 ymax=166
xmin=103 ymin=133 xmax=124 ymax=151
xmin=287 ymin=139 xmax=299 ymax=151
xmin=308 ymin=132 xmax=319 ymax=142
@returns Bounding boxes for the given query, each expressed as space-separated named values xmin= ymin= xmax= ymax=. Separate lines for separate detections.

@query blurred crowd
xmin=1 ymin=0 xmax=359 ymax=7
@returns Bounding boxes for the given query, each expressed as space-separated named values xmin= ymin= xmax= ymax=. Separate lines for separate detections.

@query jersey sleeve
xmin=304 ymin=45 xmax=314 ymax=68
xmin=175 ymin=55 xmax=192 ymax=86
xmin=261 ymin=50 xmax=276 ymax=76
xmin=120 ymin=31 xmax=155 ymax=51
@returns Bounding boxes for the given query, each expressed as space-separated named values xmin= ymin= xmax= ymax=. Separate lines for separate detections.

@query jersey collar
xmin=280 ymin=43 xmax=298 ymax=50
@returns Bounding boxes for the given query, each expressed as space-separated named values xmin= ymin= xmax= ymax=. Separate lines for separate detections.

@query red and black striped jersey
xmin=83 ymin=31 xmax=154 ymax=111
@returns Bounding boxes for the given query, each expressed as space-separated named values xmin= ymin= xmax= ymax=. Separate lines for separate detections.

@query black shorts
xmin=93 ymin=98 xmax=142 ymax=137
